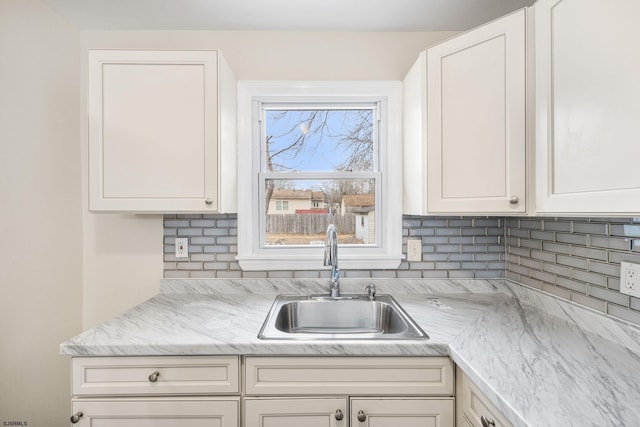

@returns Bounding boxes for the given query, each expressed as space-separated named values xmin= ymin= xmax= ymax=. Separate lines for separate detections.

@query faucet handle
xmin=364 ymin=283 xmax=376 ymax=300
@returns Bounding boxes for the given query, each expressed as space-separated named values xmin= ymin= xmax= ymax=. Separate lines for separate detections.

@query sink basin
xmin=258 ymin=294 xmax=429 ymax=340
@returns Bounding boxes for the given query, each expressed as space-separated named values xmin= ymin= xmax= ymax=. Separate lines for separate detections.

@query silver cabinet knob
xmin=205 ymin=198 xmax=213 ymax=205
xmin=509 ymin=196 xmax=519 ymax=204
xmin=148 ymin=371 xmax=160 ymax=382
xmin=357 ymin=410 xmax=367 ymax=422
xmin=481 ymin=415 xmax=496 ymax=427
xmin=70 ymin=412 xmax=83 ymax=423
xmin=334 ymin=409 xmax=344 ymax=421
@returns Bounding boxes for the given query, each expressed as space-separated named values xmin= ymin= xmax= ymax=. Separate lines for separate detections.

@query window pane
xmin=264 ymin=109 xmax=374 ymax=172
xmin=264 ymin=179 xmax=376 ymax=246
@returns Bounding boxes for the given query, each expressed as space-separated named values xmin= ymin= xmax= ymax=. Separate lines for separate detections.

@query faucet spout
xmin=323 ymin=224 xmax=340 ymax=297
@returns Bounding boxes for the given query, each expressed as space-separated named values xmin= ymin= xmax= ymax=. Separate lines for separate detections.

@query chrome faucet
xmin=323 ymin=224 xmax=340 ymax=297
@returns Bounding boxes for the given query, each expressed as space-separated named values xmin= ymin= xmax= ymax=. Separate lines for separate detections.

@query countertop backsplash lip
xmin=61 ymin=278 xmax=640 ymax=427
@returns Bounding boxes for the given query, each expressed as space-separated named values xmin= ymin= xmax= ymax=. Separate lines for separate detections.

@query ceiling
xmin=42 ymin=0 xmax=534 ymax=32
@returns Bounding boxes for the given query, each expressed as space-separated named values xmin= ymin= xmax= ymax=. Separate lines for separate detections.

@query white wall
xmin=79 ymin=30 xmax=458 ymax=328
xmin=0 ymin=0 xmax=82 ymax=425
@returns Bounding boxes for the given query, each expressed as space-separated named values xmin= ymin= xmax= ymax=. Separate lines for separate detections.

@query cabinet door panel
xmin=71 ymin=398 xmax=238 ymax=427
xmin=244 ymin=398 xmax=347 ymax=427
xmin=88 ymin=50 xmax=220 ymax=212
xmin=351 ymin=398 xmax=454 ymax=427
xmin=535 ymin=0 xmax=640 ymax=213
xmin=427 ymin=9 xmax=526 ymax=213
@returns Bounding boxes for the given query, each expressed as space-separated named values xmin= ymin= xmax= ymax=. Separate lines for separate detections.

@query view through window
xmin=261 ymin=107 xmax=379 ymax=246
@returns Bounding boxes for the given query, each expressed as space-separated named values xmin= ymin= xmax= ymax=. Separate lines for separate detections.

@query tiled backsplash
xmin=163 ymin=214 xmax=505 ymax=279
xmin=163 ymin=214 xmax=640 ymax=326
xmin=505 ymin=217 xmax=640 ymax=325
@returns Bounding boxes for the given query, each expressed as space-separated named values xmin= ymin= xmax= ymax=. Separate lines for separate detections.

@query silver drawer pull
xmin=148 ymin=371 xmax=160 ymax=382
xmin=205 ymin=198 xmax=213 ymax=205
xmin=509 ymin=196 xmax=519 ymax=205
xmin=481 ymin=415 xmax=496 ymax=427
xmin=357 ymin=410 xmax=367 ymax=422
xmin=70 ymin=412 xmax=83 ymax=423
xmin=334 ymin=409 xmax=344 ymax=421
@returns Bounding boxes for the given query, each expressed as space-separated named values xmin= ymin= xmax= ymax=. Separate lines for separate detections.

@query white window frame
xmin=237 ymin=81 xmax=402 ymax=271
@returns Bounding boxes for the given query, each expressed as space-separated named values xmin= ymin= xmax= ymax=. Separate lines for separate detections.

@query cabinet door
xmin=88 ymin=50 xmax=221 ymax=212
xmin=244 ymin=398 xmax=347 ymax=427
xmin=71 ymin=397 xmax=239 ymax=426
xmin=351 ymin=398 xmax=454 ymax=427
xmin=426 ymin=9 xmax=526 ymax=214
xmin=455 ymin=368 xmax=513 ymax=427
xmin=535 ymin=0 xmax=640 ymax=214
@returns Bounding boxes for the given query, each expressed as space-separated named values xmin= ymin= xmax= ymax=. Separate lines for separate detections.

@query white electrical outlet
xmin=175 ymin=238 xmax=189 ymax=258
xmin=620 ymin=262 xmax=640 ymax=298
xmin=407 ymin=239 xmax=422 ymax=262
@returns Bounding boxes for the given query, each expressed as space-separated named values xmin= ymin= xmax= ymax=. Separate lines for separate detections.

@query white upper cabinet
xmin=403 ymin=9 xmax=527 ymax=215
xmin=88 ymin=50 xmax=237 ymax=212
xmin=535 ymin=0 xmax=640 ymax=214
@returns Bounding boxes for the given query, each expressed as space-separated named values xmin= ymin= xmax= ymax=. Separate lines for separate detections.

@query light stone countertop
xmin=60 ymin=278 xmax=640 ymax=427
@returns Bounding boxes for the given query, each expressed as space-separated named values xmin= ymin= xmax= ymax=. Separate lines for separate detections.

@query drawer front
xmin=72 ymin=356 xmax=239 ymax=396
xmin=457 ymin=368 xmax=513 ymax=427
xmin=71 ymin=397 xmax=239 ymax=426
xmin=245 ymin=357 xmax=454 ymax=396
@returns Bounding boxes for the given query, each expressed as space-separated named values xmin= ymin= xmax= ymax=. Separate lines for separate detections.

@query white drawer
xmin=72 ymin=356 xmax=240 ymax=396
xmin=456 ymin=367 xmax=513 ymax=427
xmin=245 ymin=356 xmax=454 ymax=396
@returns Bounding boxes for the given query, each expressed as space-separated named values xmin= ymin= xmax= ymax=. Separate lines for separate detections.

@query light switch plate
xmin=621 ymin=262 xmax=640 ymax=298
xmin=407 ymin=239 xmax=422 ymax=262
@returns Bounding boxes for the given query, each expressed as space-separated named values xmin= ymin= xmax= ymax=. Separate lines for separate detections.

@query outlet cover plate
xmin=621 ymin=261 xmax=640 ymax=298
xmin=175 ymin=238 xmax=189 ymax=258
xmin=407 ymin=239 xmax=422 ymax=262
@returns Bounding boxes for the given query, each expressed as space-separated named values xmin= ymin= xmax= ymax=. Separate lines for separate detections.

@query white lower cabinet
xmin=456 ymin=367 xmax=513 ymax=427
xmin=351 ymin=398 xmax=454 ymax=427
xmin=244 ymin=398 xmax=347 ymax=427
xmin=70 ymin=397 xmax=239 ymax=426
xmin=69 ymin=356 xmax=455 ymax=427
xmin=243 ymin=357 xmax=454 ymax=427
xmin=69 ymin=356 xmax=241 ymax=426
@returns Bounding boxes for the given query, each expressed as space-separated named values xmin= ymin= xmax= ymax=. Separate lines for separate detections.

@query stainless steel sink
xmin=258 ymin=294 xmax=429 ymax=340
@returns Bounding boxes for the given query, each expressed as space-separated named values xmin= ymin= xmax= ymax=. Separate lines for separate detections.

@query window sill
xmin=237 ymin=254 xmax=403 ymax=271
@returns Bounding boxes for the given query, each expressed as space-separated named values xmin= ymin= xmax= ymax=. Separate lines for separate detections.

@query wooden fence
xmin=266 ymin=213 xmax=355 ymax=234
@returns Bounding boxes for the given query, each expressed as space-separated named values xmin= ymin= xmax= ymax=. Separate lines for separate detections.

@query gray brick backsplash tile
xmin=556 ymin=277 xmax=588 ymax=294
xmin=556 ymin=254 xmax=589 ymax=270
xmin=542 ymin=283 xmax=571 ymax=299
xmin=589 ymin=235 xmax=631 ymax=251
xmin=571 ymin=246 xmax=608 ymax=261
xmin=542 ymin=262 xmax=571 ymax=277
xmin=520 ymin=258 xmax=542 ymax=270
xmin=609 ymin=251 xmax=640 ymax=264
xmin=607 ymin=304 xmax=640 ymax=325
xmin=531 ymin=250 xmax=556 ymax=263
xmin=556 ymin=233 xmax=588 ymax=245
xmin=589 ymin=286 xmax=630 ymax=307
xmin=589 ymin=261 xmax=620 ymax=277
xmin=531 ymin=230 xmax=555 ymax=241
xmin=573 ymin=270 xmax=607 ymax=288
xmin=610 ymin=224 xmax=640 ymax=238
xmin=542 ymin=242 xmax=571 ymax=255
xmin=570 ymin=293 xmax=606 ymax=313
xmin=268 ymin=271 xmax=294 ymax=279
xmin=190 ymin=219 xmax=216 ymax=227
xmin=163 ymin=214 xmax=640 ymax=326
xmin=541 ymin=220 xmax=571 ymax=232
xmin=449 ymin=270 xmax=475 ymax=278
xmin=164 ymin=220 xmax=190 ymax=228
xmin=572 ymin=222 xmax=609 ymax=235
